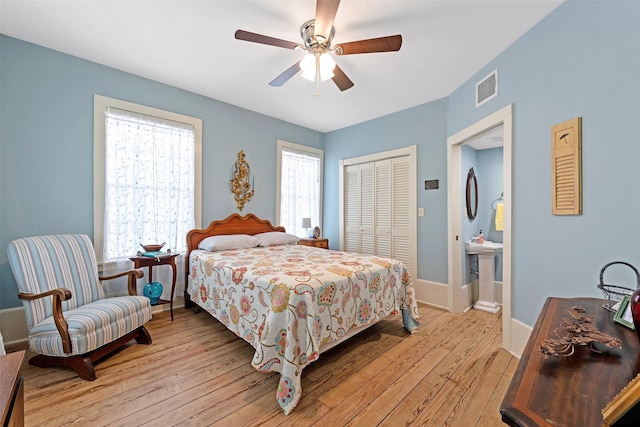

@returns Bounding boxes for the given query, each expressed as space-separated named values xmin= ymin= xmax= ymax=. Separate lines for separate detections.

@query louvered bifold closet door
xmin=344 ymin=165 xmax=360 ymax=253
xmin=391 ymin=156 xmax=412 ymax=273
xmin=359 ymin=163 xmax=375 ymax=255
xmin=375 ymin=160 xmax=392 ymax=257
xmin=344 ymin=155 xmax=412 ymax=262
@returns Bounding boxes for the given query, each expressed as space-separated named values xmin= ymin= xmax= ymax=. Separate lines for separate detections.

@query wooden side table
xmin=130 ymin=253 xmax=179 ymax=321
xmin=500 ymin=297 xmax=640 ymax=426
xmin=298 ymin=238 xmax=329 ymax=249
xmin=1 ymin=350 xmax=25 ymax=427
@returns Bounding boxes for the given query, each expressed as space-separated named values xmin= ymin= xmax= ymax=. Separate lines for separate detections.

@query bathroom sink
xmin=466 ymin=240 xmax=503 ymax=314
xmin=465 ymin=240 xmax=503 ymax=254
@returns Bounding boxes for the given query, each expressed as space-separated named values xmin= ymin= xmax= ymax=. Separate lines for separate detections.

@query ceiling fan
xmin=234 ymin=0 xmax=402 ymax=92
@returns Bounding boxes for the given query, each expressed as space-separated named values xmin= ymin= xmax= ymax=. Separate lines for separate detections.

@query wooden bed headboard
xmin=184 ymin=213 xmax=286 ymax=306
xmin=186 ymin=213 xmax=285 ymax=255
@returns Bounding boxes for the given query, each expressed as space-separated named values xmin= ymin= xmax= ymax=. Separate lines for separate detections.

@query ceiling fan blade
xmin=235 ymin=30 xmax=300 ymax=50
xmin=269 ymin=62 xmax=302 ymax=87
xmin=315 ymin=0 xmax=340 ymax=42
xmin=335 ymin=35 xmax=402 ymax=55
xmin=332 ymin=65 xmax=354 ymax=91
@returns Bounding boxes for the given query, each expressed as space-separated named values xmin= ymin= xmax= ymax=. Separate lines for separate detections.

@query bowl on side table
xmin=141 ymin=242 xmax=166 ymax=252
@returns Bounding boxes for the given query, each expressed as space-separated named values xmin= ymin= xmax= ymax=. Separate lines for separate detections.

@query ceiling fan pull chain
xmin=315 ymin=52 xmax=321 ymax=96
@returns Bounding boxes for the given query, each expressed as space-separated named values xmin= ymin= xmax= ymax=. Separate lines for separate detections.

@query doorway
xmin=447 ymin=105 xmax=513 ymax=352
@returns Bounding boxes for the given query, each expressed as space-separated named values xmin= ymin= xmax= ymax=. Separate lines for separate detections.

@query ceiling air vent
xmin=476 ymin=69 xmax=498 ymax=107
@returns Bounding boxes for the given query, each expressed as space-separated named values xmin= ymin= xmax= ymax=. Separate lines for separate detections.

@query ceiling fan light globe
xmin=300 ymin=53 xmax=316 ymax=81
xmin=319 ymin=71 xmax=334 ymax=81
xmin=301 ymin=69 xmax=316 ymax=81
xmin=318 ymin=53 xmax=336 ymax=81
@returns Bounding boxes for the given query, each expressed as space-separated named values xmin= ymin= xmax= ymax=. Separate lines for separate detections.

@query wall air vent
xmin=476 ymin=69 xmax=498 ymax=107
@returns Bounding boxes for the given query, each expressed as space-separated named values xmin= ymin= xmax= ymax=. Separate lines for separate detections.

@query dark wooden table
xmin=297 ymin=238 xmax=329 ymax=249
xmin=130 ymin=253 xmax=179 ymax=321
xmin=501 ymin=297 xmax=640 ymax=426
xmin=1 ymin=350 xmax=25 ymax=427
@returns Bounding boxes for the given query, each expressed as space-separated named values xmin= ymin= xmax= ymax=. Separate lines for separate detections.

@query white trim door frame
xmin=447 ymin=105 xmax=513 ymax=352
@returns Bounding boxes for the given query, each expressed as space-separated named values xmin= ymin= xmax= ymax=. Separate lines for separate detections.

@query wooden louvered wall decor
xmin=551 ymin=117 xmax=582 ymax=215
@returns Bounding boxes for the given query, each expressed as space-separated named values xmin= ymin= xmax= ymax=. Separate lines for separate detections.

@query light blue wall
xmin=448 ymin=0 xmax=640 ymax=325
xmin=461 ymin=145 xmax=478 ymax=284
xmin=477 ymin=148 xmax=503 ymax=245
xmin=2 ymin=1 xmax=639 ymax=329
xmin=0 ymin=35 xmax=321 ymax=309
xmin=461 ymin=146 xmax=503 ymax=284
xmin=461 ymin=145 xmax=478 ymax=244
xmin=323 ymin=99 xmax=449 ymax=284
xmin=477 ymin=148 xmax=503 ymax=282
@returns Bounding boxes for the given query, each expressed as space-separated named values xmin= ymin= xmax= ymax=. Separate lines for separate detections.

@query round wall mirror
xmin=466 ymin=167 xmax=478 ymax=221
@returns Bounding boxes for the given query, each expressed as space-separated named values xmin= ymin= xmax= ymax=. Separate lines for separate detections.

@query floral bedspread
xmin=187 ymin=244 xmax=420 ymax=415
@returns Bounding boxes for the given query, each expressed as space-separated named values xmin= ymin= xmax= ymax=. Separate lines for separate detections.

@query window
xmin=94 ymin=95 xmax=202 ymax=263
xmin=276 ymin=140 xmax=323 ymax=237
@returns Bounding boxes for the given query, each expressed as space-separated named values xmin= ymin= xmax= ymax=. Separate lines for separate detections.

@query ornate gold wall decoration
xmin=229 ymin=150 xmax=255 ymax=211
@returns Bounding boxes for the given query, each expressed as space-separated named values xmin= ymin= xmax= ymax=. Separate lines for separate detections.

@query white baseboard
xmin=495 ymin=281 xmax=503 ymax=304
xmin=152 ymin=297 xmax=185 ymax=315
xmin=0 ymin=296 xmax=186 ymax=346
xmin=508 ymin=317 xmax=532 ymax=359
xmin=414 ymin=278 xmax=505 ymax=312
xmin=0 ymin=306 xmax=28 ymax=346
xmin=463 ymin=279 xmax=503 ymax=307
xmin=462 ymin=281 xmax=474 ymax=312
xmin=413 ymin=278 xmax=448 ymax=309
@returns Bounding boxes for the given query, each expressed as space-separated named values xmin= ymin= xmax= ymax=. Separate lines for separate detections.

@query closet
xmin=343 ymin=154 xmax=414 ymax=274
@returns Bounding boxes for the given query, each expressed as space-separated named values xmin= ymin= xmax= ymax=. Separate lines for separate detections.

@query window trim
xmin=93 ymin=94 xmax=202 ymax=264
xmin=275 ymin=139 xmax=324 ymax=232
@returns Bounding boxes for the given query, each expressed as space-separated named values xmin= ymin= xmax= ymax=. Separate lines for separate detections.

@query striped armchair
xmin=7 ymin=234 xmax=153 ymax=380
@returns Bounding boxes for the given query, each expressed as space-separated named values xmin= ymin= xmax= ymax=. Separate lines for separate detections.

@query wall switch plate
xmin=418 ymin=208 xmax=424 ymax=217
xmin=425 ymin=179 xmax=439 ymax=190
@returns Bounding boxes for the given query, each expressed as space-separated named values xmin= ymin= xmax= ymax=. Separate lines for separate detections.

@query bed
xmin=184 ymin=213 xmax=420 ymax=415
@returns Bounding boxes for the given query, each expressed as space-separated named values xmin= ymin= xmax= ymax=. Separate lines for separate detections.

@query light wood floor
xmin=7 ymin=303 xmax=517 ymax=426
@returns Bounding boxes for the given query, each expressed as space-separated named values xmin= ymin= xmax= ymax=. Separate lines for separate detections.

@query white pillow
xmin=198 ymin=234 xmax=259 ymax=251
xmin=255 ymin=231 xmax=300 ymax=247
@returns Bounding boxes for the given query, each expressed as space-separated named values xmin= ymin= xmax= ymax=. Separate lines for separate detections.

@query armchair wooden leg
xmin=27 ymin=326 xmax=152 ymax=380
xmin=29 ymin=354 xmax=96 ymax=380
xmin=135 ymin=325 xmax=152 ymax=345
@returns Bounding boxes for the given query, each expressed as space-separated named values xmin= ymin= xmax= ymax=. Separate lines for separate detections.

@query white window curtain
xmin=103 ymin=107 xmax=195 ymax=262
xmin=280 ymin=148 xmax=321 ymax=237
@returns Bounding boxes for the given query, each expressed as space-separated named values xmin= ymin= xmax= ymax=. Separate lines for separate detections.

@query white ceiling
xmin=0 ymin=0 xmax=563 ymax=133
xmin=466 ymin=123 xmax=503 ymax=150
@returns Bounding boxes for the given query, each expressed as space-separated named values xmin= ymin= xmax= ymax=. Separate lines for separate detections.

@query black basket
xmin=596 ymin=261 xmax=640 ymax=312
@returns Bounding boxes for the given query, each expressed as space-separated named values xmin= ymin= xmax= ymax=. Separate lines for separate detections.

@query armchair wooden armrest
xmin=19 ymin=288 xmax=73 ymax=353
xmin=99 ymin=269 xmax=144 ymax=296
